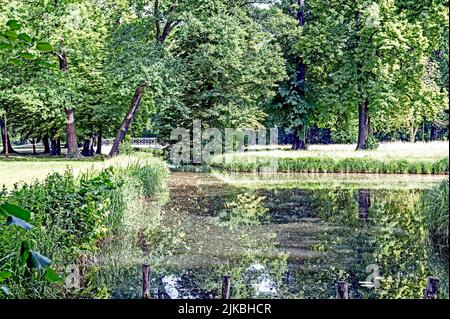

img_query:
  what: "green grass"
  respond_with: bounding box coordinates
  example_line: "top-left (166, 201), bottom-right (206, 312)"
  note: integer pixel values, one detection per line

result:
top-left (423, 180), bottom-right (449, 260)
top-left (422, 179), bottom-right (449, 298)
top-left (211, 142), bottom-right (449, 175)
top-left (0, 153), bottom-right (161, 189)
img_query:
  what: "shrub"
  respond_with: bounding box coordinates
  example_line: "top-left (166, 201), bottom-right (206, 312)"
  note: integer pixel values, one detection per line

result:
top-left (365, 136), bottom-right (380, 150)
top-left (0, 155), bottom-right (168, 298)
top-left (119, 136), bottom-right (135, 155)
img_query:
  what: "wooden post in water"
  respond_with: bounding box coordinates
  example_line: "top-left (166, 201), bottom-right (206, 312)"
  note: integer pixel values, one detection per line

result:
top-left (221, 275), bottom-right (231, 299)
top-left (424, 277), bottom-right (439, 299)
top-left (142, 263), bottom-right (151, 299)
top-left (336, 281), bottom-right (349, 299)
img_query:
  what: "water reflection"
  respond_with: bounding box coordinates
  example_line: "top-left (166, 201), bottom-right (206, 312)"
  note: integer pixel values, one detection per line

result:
top-left (104, 173), bottom-right (448, 299)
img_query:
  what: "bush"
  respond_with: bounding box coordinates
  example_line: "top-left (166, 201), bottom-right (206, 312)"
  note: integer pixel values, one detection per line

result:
top-left (365, 135), bottom-right (379, 150)
top-left (119, 136), bottom-right (135, 155)
top-left (0, 155), bottom-right (168, 298)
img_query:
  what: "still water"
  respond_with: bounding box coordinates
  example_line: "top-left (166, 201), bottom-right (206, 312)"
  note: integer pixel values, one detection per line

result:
top-left (107, 172), bottom-right (449, 299)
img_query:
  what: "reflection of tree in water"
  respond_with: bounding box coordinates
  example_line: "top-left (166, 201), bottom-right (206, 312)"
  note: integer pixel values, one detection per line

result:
top-left (218, 191), bottom-right (270, 227)
top-left (358, 189), bottom-right (371, 223)
top-left (153, 233), bottom-right (289, 299)
top-left (124, 174), bottom-right (444, 299)
top-left (291, 188), bottom-right (434, 299)
top-left (258, 188), bottom-right (317, 223)
top-left (370, 191), bottom-right (431, 298)
top-left (280, 189), bottom-right (376, 298)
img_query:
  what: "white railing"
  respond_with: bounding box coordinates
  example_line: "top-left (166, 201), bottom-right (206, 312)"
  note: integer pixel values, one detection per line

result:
top-left (103, 138), bottom-right (159, 148)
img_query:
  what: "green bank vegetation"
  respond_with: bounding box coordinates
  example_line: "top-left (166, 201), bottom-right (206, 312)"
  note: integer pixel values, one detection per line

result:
top-left (0, 154), bottom-right (168, 298)
top-left (212, 155), bottom-right (448, 174)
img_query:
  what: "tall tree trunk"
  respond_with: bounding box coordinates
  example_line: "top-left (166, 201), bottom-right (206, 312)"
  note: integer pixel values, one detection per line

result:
top-left (58, 41), bottom-right (82, 159)
top-left (358, 189), bottom-right (371, 223)
top-left (356, 101), bottom-right (370, 150)
top-left (294, 0), bottom-right (307, 150)
top-left (292, 133), bottom-right (306, 150)
top-left (0, 118), bottom-right (17, 155)
top-left (66, 109), bottom-right (83, 159)
top-left (430, 124), bottom-right (438, 141)
top-left (409, 126), bottom-right (416, 143)
top-left (50, 139), bottom-right (61, 156)
top-left (81, 137), bottom-right (94, 157)
top-left (96, 127), bottom-right (103, 155)
top-left (32, 138), bottom-right (37, 155)
top-left (109, 81), bottom-right (147, 157)
top-left (42, 135), bottom-right (51, 154)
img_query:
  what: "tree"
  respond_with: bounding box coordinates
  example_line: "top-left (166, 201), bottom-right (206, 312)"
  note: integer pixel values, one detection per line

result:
top-left (1, 0), bottom-right (110, 159)
top-left (262, 0), bottom-right (313, 150)
top-left (295, 0), bottom-right (447, 149)
top-left (170, 11), bottom-right (285, 131)
top-left (0, 16), bottom-right (55, 158)
top-left (108, 0), bottom-right (187, 157)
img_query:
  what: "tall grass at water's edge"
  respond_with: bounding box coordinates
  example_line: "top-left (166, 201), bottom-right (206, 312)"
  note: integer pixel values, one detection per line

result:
top-left (424, 180), bottom-right (449, 261)
top-left (423, 179), bottom-right (449, 298)
top-left (211, 156), bottom-right (449, 174)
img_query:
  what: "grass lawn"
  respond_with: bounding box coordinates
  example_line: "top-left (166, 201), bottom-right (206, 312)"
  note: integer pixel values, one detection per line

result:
top-left (0, 151), bottom-right (157, 189)
top-left (0, 156), bottom-right (105, 189)
top-left (242, 141), bottom-right (449, 161)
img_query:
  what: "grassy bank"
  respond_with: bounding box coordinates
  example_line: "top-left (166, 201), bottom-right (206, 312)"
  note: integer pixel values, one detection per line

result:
top-left (211, 142), bottom-right (449, 174)
top-left (424, 180), bottom-right (449, 261)
top-left (423, 180), bottom-right (449, 298)
top-left (0, 154), bottom-right (168, 298)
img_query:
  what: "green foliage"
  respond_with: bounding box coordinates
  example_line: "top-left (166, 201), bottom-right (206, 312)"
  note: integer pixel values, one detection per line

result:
top-left (219, 192), bottom-right (270, 227)
top-left (0, 154), bottom-right (168, 298)
top-left (423, 180), bottom-right (449, 262)
top-left (214, 156), bottom-right (449, 174)
top-left (0, 200), bottom-right (61, 296)
top-left (365, 136), bottom-right (380, 150)
top-left (118, 136), bottom-right (135, 156)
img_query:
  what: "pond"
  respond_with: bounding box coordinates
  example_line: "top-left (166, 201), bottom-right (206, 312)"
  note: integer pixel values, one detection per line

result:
top-left (101, 172), bottom-right (449, 299)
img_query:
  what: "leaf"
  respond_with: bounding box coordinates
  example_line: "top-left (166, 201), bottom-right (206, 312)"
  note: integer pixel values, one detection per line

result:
top-left (36, 42), bottom-right (53, 52)
top-left (35, 60), bottom-right (57, 68)
top-left (4, 30), bottom-right (18, 40)
top-left (20, 240), bottom-right (30, 265)
top-left (5, 215), bottom-right (34, 230)
top-left (10, 58), bottom-right (22, 65)
top-left (17, 33), bottom-right (32, 43)
top-left (18, 52), bottom-right (35, 60)
top-left (0, 203), bottom-right (31, 221)
top-left (0, 271), bottom-right (12, 281)
top-left (6, 20), bottom-right (21, 31)
top-left (27, 251), bottom-right (52, 270)
top-left (0, 42), bottom-right (13, 50)
top-left (45, 267), bottom-right (63, 283)
top-left (1, 285), bottom-right (10, 295)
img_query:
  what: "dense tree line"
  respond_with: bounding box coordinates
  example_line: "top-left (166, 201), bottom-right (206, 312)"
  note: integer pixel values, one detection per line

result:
top-left (0, 0), bottom-right (448, 158)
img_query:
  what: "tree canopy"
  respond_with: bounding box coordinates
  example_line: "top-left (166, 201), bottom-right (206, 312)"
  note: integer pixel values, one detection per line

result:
top-left (0, 0), bottom-right (448, 157)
